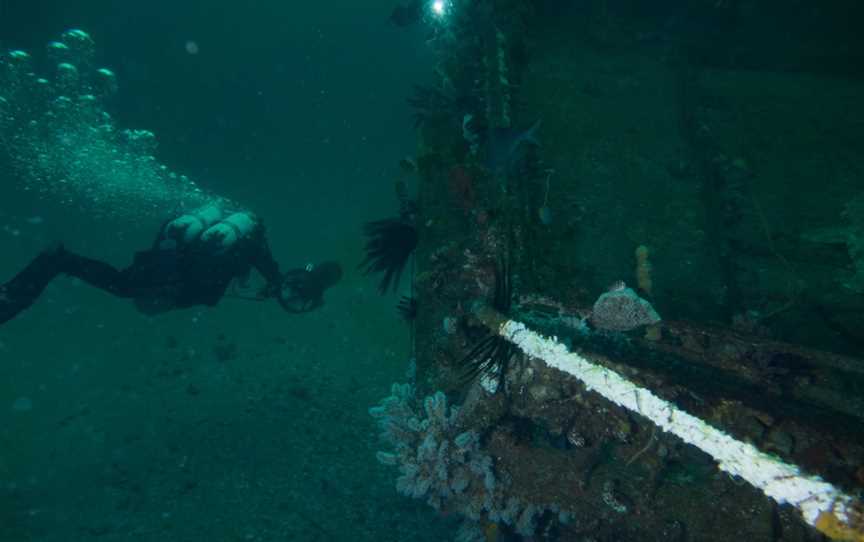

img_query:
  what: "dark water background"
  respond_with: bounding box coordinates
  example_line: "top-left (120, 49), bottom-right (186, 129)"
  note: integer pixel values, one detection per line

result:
top-left (0, 1), bottom-right (453, 540)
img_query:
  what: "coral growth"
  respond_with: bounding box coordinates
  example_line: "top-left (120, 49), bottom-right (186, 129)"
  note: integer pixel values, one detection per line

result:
top-left (370, 383), bottom-right (567, 537)
top-left (370, 384), bottom-right (496, 511)
top-left (589, 284), bottom-right (661, 332)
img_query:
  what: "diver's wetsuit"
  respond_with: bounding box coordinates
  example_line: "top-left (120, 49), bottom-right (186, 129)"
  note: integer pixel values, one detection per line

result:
top-left (0, 220), bottom-right (282, 324)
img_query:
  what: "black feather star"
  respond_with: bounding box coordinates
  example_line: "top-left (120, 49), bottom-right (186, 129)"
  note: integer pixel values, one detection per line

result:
top-left (358, 217), bottom-right (417, 294)
top-left (459, 259), bottom-right (518, 387)
top-left (397, 295), bottom-right (417, 321)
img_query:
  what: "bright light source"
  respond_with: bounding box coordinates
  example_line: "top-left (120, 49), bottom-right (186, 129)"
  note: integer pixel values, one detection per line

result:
top-left (431, 0), bottom-right (446, 17)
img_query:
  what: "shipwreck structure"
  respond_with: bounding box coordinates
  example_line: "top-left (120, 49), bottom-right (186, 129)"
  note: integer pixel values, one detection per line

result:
top-left (369, 1), bottom-right (864, 540)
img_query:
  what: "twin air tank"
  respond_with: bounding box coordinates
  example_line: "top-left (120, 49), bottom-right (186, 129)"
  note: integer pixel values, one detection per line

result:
top-left (164, 205), bottom-right (256, 252)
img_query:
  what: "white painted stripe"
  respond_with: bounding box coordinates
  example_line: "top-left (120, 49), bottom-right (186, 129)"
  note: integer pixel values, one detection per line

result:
top-left (498, 319), bottom-right (862, 539)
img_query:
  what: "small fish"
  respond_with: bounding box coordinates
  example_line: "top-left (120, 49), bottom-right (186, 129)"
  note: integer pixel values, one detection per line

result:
top-left (485, 119), bottom-right (542, 174)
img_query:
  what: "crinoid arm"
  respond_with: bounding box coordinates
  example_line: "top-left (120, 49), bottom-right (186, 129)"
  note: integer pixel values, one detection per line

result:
top-left (359, 217), bottom-right (417, 294)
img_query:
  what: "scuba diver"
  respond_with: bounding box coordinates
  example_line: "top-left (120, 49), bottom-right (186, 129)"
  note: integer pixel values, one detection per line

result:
top-left (0, 204), bottom-right (343, 325)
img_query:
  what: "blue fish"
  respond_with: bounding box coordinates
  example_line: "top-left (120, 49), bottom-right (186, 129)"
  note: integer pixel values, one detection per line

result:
top-left (485, 119), bottom-right (541, 174)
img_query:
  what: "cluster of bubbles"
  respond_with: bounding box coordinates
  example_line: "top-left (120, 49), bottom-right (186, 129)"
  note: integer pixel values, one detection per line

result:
top-left (0, 29), bottom-right (224, 220)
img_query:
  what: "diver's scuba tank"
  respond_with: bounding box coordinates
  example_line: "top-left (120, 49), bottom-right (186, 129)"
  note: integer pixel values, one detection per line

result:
top-left (164, 204), bottom-right (224, 243)
top-left (200, 212), bottom-right (257, 252)
top-left (162, 205), bottom-right (257, 253)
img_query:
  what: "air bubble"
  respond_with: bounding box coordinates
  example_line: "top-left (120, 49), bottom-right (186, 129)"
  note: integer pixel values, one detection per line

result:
top-left (94, 68), bottom-right (118, 96)
top-left (62, 29), bottom-right (92, 41)
top-left (8, 50), bottom-right (31, 62)
top-left (52, 95), bottom-right (74, 109)
top-left (46, 41), bottom-right (71, 63)
top-left (3, 50), bottom-right (33, 83)
top-left (59, 29), bottom-right (95, 67)
top-left (55, 62), bottom-right (79, 92)
top-left (0, 31), bottom-right (224, 219)
top-left (31, 78), bottom-right (53, 107)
